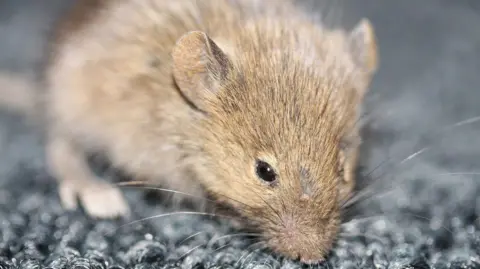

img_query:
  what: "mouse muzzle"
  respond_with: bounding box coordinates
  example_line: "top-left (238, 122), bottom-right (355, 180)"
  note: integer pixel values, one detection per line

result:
top-left (262, 203), bottom-right (340, 264)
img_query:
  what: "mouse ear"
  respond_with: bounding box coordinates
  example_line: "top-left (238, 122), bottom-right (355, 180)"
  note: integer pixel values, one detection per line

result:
top-left (347, 19), bottom-right (379, 79)
top-left (172, 31), bottom-right (232, 111)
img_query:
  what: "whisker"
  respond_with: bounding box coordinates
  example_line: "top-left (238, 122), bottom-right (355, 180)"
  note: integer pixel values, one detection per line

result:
top-left (116, 181), bottom-right (218, 203)
top-left (346, 168), bottom-right (480, 214)
top-left (341, 214), bottom-right (387, 227)
top-left (114, 211), bottom-right (239, 232)
top-left (341, 186), bottom-right (379, 209)
top-left (208, 191), bottom-right (260, 212)
top-left (177, 243), bottom-right (204, 261)
top-left (208, 232), bottom-right (262, 245)
top-left (399, 147), bottom-right (429, 165)
top-left (343, 156), bottom-right (400, 210)
top-left (362, 157), bottom-right (391, 178)
top-left (405, 212), bottom-right (454, 235)
top-left (343, 211), bottom-right (454, 236)
top-left (433, 172), bottom-right (480, 177)
top-left (339, 158), bottom-right (393, 208)
top-left (117, 180), bottom-right (258, 217)
top-left (210, 242), bottom-right (233, 253)
top-left (180, 232), bottom-right (263, 258)
top-left (446, 115), bottom-right (480, 129)
top-left (239, 243), bottom-right (269, 268)
top-left (177, 231), bottom-right (205, 246)
top-left (351, 113), bottom-right (480, 207)
top-left (234, 241), bottom-right (266, 268)
top-left (251, 191), bottom-right (283, 224)
top-left (206, 233), bottom-right (262, 257)
top-left (343, 149), bottom-right (422, 210)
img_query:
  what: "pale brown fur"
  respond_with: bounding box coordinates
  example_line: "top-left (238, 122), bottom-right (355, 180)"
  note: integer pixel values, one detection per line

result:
top-left (2, 0), bottom-right (378, 263)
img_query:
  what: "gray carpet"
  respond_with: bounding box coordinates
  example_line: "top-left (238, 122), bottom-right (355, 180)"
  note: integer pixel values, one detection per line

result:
top-left (0, 0), bottom-right (479, 268)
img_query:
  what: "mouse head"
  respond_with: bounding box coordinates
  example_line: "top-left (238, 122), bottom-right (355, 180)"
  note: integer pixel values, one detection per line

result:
top-left (172, 19), bottom-right (378, 263)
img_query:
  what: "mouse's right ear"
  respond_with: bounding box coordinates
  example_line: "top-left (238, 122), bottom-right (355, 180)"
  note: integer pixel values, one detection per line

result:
top-left (347, 19), bottom-right (379, 79)
top-left (172, 31), bottom-right (233, 112)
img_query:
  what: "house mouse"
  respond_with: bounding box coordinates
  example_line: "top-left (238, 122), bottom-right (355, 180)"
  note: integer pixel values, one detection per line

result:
top-left (0, 0), bottom-right (378, 263)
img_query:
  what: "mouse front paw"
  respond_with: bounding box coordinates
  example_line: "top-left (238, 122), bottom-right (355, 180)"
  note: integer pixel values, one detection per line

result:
top-left (80, 180), bottom-right (131, 218)
top-left (58, 180), bottom-right (131, 219)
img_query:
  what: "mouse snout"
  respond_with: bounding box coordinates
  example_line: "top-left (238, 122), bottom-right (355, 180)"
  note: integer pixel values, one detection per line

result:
top-left (268, 214), bottom-right (338, 264)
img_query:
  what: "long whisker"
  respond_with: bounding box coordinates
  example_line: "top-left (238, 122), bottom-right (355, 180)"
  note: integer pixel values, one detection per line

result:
top-left (342, 188), bottom-right (400, 216)
top-left (353, 114), bottom-right (480, 205)
top-left (342, 165), bottom-right (396, 210)
top-left (206, 233), bottom-right (262, 256)
top-left (377, 114), bottom-right (480, 172)
top-left (117, 180), bottom-right (258, 216)
top-left (251, 191), bottom-right (283, 224)
top-left (180, 233), bottom-right (262, 259)
top-left (208, 232), bottom-right (262, 244)
top-left (433, 172), bottom-right (480, 177)
top-left (341, 187), bottom-right (378, 209)
top-left (208, 191), bottom-right (259, 211)
top-left (177, 231), bottom-right (206, 246)
top-left (238, 242), bottom-right (268, 268)
top-left (345, 167), bottom-right (480, 214)
top-left (405, 212), bottom-right (454, 234)
top-left (177, 243), bottom-right (205, 260)
top-left (446, 115), bottom-right (480, 129)
top-left (116, 181), bottom-right (218, 203)
top-left (399, 147), bottom-right (429, 165)
top-left (342, 211), bottom-right (454, 236)
top-left (342, 156), bottom-right (400, 210)
top-left (114, 211), bottom-right (239, 232)
top-left (234, 241), bottom-right (265, 267)
top-left (342, 149), bottom-right (424, 211)
top-left (210, 242), bottom-right (233, 253)
top-left (362, 157), bottom-right (391, 178)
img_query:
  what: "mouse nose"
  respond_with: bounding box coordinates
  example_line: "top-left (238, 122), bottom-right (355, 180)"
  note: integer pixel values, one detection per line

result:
top-left (274, 214), bottom-right (335, 264)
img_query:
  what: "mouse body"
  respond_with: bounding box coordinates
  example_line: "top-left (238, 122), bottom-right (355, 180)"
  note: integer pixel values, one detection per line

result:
top-left (31, 0), bottom-right (378, 263)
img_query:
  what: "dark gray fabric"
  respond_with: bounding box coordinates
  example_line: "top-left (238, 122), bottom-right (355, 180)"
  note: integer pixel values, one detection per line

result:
top-left (0, 0), bottom-right (479, 268)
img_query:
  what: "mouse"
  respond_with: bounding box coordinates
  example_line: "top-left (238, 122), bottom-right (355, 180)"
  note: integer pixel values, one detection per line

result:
top-left (0, 0), bottom-right (378, 264)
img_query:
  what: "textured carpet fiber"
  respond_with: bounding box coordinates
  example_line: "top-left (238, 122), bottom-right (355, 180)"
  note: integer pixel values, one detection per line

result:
top-left (0, 0), bottom-right (480, 268)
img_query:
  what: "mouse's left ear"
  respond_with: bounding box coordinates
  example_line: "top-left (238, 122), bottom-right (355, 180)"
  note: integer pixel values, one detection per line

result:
top-left (172, 31), bottom-right (233, 112)
top-left (347, 19), bottom-right (379, 81)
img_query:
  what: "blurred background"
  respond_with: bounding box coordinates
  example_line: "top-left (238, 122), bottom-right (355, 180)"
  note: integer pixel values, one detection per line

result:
top-left (0, 0), bottom-right (478, 267)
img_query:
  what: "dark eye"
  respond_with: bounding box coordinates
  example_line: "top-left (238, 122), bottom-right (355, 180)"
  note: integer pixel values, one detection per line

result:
top-left (255, 160), bottom-right (277, 183)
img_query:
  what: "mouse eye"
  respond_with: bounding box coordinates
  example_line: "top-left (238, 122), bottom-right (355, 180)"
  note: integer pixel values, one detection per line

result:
top-left (255, 160), bottom-right (277, 183)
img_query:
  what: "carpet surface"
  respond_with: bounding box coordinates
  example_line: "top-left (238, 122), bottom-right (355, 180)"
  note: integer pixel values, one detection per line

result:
top-left (0, 0), bottom-right (479, 268)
